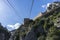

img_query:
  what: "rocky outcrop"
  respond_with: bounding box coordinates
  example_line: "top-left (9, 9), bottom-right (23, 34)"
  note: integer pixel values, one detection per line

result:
top-left (47, 1), bottom-right (60, 12)
top-left (1, 1), bottom-right (60, 40)
top-left (24, 25), bottom-right (45, 40)
top-left (0, 23), bottom-right (11, 40)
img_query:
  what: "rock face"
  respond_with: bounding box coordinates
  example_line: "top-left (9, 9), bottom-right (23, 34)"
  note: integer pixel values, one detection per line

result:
top-left (1, 1), bottom-right (60, 40)
top-left (9, 30), bottom-right (16, 40)
top-left (24, 25), bottom-right (44, 40)
top-left (12, 1), bottom-right (60, 40)
top-left (34, 13), bottom-right (43, 20)
top-left (47, 2), bottom-right (60, 12)
top-left (0, 33), bottom-right (5, 40)
top-left (0, 23), bottom-right (11, 40)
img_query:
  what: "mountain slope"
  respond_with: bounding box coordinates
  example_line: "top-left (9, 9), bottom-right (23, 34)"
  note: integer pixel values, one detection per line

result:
top-left (0, 23), bottom-right (11, 40)
top-left (11, 1), bottom-right (60, 40)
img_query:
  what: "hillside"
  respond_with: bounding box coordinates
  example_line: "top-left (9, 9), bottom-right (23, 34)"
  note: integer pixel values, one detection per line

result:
top-left (0, 1), bottom-right (60, 40)
top-left (9, 1), bottom-right (60, 40)
top-left (0, 23), bottom-right (11, 40)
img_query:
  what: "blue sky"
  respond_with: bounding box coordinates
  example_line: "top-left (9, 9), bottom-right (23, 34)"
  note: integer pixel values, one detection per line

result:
top-left (0, 0), bottom-right (60, 31)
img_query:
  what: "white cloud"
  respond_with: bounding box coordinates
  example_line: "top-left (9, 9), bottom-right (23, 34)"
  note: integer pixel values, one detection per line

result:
top-left (47, 3), bottom-right (51, 7)
top-left (14, 23), bottom-right (20, 29)
top-left (42, 3), bottom-right (51, 9)
top-left (42, 5), bottom-right (46, 8)
top-left (7, 23), bottom-right (21, 31)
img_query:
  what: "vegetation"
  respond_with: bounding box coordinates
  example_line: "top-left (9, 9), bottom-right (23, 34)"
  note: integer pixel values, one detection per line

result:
top-left (0, 23), bottom-right (11, 40)
top-left (1, 2), bottom-right (60, 40)
top-left (13, 7), bottom-right (60, 40)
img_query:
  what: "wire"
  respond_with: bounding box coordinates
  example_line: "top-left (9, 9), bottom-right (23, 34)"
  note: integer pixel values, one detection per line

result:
top-left (3, 0), bottom-right (10, 8)
top-left (4, 0), bottom-right (35, 23)
top-left (6, 0), bottom-right (23, 22)
top-left (29, 0), bottom-right (34, 18)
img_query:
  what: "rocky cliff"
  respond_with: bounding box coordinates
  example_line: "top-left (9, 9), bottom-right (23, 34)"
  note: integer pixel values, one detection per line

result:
top-left (0, 23), bottom-right (11, 40)
top-left (10, 1), bottom-right (60, 40)
top-left (1, 1), bottom-right (60, 40)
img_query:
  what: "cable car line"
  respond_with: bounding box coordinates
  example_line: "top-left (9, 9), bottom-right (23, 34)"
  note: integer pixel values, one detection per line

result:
top-left (29, 0), bottom-right (34, 18)
top-left (6, 0), bottom-right (23, 22)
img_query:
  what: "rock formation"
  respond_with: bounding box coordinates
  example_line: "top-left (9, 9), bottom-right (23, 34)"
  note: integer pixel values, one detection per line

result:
top-left (0, 23), bottom-right (11, 40)
top-left (1, 1), bottom-right (60, 40)
top-left (12, 1), bottom-right (60, 40)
